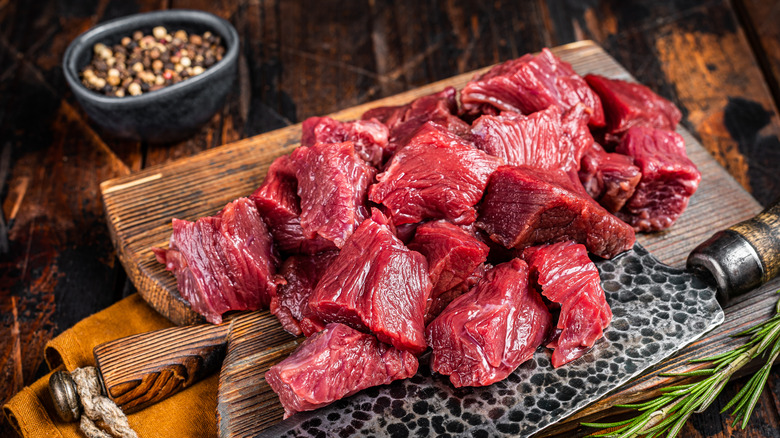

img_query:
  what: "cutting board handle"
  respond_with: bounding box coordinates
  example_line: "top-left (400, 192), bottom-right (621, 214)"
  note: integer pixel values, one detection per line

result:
top-left (688, 199), bottom-right (780, 303)
top-left (49, 318), bottom-right (232, 421)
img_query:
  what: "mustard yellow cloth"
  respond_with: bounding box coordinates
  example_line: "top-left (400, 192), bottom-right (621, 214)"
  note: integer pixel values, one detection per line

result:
top-left (3, 294), bottom-right (218, 437)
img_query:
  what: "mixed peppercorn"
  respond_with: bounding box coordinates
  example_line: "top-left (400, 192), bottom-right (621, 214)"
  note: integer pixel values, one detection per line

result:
top-left (80, 26), bottom-right (225, 97)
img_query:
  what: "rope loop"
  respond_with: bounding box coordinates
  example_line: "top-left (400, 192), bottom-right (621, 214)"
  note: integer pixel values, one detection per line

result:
top-left (71, 367), bottom-right (138, 438)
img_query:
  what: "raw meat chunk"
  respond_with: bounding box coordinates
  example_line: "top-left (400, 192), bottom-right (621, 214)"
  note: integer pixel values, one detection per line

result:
top-left (470, 105), bottom-right (590, 174)
top-left (616, 127), bottom-right (701, 231)
top-left (301, 116), bottom-right (389, 166)
top-left (426, 259), bottom-right (551, 387)
top-left (362, 87), bottom-right (469, 156)
top-left (523, 241), bottom-right (612, 367)
top-left (407, 221), bottom-right (490, 322)
top-left (461, 48), bottom-right (605, 127)
top-left (271, 250), bottom-right (339, 337)
top-left (579, 142), bottom-right (642, 213)
top-left (477, 165), bottom-right (635, 259)
top-left (585, 74), bottom-right (681, 143)
top-left (266, 323), bottom-right (418, 418)
top-left (369, 122), bottom-right (503, 225)
top-left (290, 141), bottom-right (376, 248)
top-left (561, 103), bottom-right (595, 162)
top-left (153, 198), bottom-right (278, 324)
top-left (393, 222), bottom-right (420, 245)
top-left (250, 155), bottom-right (335, 255)
top-left (309, 211), bottom-right (431, 354)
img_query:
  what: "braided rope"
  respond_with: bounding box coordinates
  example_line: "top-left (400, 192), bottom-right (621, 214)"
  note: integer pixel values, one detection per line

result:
top-left (71, 367), bottom-right (138, 438)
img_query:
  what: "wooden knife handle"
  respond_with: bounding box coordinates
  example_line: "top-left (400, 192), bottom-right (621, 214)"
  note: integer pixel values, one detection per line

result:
top-left (729, 200), bottom-right (780, 282)
top-left (49, 319), bottom-right (232, 421)
top-left (688, 199), bottom-right (780, 303)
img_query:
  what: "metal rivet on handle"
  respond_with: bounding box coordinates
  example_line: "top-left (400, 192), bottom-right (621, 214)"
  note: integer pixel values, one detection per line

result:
top-left (49, 370), bottom-right (82, 422)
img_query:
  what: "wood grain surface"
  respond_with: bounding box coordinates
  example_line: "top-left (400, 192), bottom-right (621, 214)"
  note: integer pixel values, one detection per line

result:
top-left (101, 41), bottom-right (771, 436)
top-left (94, 317), bottom-right (233, 413)
top-left (3, 1), bottom-right (780, 437)
top-left (730, 202), bottom-right (780, 284)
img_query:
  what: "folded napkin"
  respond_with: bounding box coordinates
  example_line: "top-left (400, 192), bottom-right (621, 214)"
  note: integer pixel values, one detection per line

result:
top-left (3, 294), bottom-right (219, 438)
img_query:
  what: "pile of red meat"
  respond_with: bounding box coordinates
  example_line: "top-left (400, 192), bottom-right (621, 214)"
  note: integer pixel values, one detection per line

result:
top-left (153, 48), bottom-right (700, 418)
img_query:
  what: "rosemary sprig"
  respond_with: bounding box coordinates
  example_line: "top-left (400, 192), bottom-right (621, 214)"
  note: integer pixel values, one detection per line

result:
top-left (583, 295), bottom-right (780, 438)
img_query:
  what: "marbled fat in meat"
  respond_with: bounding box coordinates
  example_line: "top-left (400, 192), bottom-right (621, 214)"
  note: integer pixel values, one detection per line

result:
top-left (426, 259), bottom-right (551, 387)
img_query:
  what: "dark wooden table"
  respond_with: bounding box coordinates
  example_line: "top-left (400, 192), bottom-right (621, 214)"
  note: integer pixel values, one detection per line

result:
top-left (1, 1), bottom-right (779, 437)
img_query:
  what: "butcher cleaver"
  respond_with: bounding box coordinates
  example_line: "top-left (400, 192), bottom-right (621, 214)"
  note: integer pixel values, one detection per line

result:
top-left (50, 202), bottom-right (780, 437)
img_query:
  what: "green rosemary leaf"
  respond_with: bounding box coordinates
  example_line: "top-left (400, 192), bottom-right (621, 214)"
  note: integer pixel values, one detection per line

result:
top-left (660, 370), bottom-right (714, 378)
top-left (582, 294), bottom-right (780, 438)
top-left (580, 418), bottom-right (636, 428)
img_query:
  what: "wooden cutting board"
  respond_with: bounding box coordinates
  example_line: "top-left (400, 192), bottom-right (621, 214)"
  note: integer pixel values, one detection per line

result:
top-left (100, 40), bottom-right (779, 435)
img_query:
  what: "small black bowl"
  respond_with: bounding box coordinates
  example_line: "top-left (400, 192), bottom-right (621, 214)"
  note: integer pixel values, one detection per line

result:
top-left (63, 10), bottom-right (238, 143)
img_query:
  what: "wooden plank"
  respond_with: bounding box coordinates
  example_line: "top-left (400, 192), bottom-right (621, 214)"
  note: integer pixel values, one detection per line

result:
top-left (101, 42), bottom-right (774, 435)
top-left (543, 0), bottom-right (780, 208)
top-left (736, 0), bottom-right (780, 108)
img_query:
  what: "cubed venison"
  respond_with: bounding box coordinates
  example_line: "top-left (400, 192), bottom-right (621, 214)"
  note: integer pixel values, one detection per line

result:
top-left (290, 141), bottom-right (376, 248)
top-left (547, 293), bottom-right (608, 366)
top-left (561, 103), bottom-right (595, 162)
top-left (461, 48), bottom-right (605, 127)
top-left (301, 116), bottom-right (390, 167)
top-left (153, 198), bottom-right (278, 324)
top-left (271, 250), bottom-right (339, 337)
top-left (393, 222), bottom-right (420, 245)
top-left (362, 87), bottom-right (469, 156)
top-left (426, 259), bottom-right (551, 387)
top-left (523, 241), bottom-right (611, 367)
top-left (470, 105), bottom-right (590, 174)
top-left (309, 211), bottom-right (431, 354)
top-left (407, 221), bottom-right (490, 322)
top-left (477, 165), bottom-right (635, 259)
top-left (369, 122), bottom-right (504, 226)
top-left (616, 127), bottom-right (701, 231)
top-left (579, 142), bottom-right (642, 213)
top-left (217, 199), bottom-right (279, 306)
top-left (266, 323), bottom-right (418, 418)
top-left (250, 155), bottom-right (335, 255)
top-left (585, 74), bottom-right (682, 143)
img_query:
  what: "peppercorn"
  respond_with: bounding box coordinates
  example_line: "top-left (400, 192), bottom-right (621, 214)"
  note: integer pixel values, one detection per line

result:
top-left (127, 82), bottom-right (142, 96)
top-left (152, 26), bottom-right (167, 40)
top-left (79, 26), bottom-right (224, 97)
